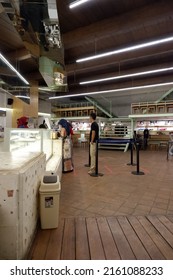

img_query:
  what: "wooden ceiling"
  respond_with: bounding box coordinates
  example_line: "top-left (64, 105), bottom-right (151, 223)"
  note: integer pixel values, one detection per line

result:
top-left (56, 0), bottom-right (173, 98)
top-left (0, 0), bottom-right (173, 111)
top-left (0, 12), bottom-right (23, 53)
top-left (57, 0), bottom-right (157, 33)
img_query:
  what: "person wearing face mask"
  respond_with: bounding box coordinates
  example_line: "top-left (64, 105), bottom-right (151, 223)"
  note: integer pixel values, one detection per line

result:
top-left (58, 119), bottom-right (74, 173)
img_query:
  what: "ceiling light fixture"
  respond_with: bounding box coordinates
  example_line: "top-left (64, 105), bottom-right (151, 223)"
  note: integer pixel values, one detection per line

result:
top-left (0, 53), bottom-right (29, 85)
top-left (38, 87), bottom-right (56, 92)
top-left (69, 0), bottom-right (92, 9)
top-left (76, 36), bottom-right (173, 63)
top-left (38, 112), bottom-right (51, 117)
top-left (15, 95), bottom-right (30, 99)
top-left (80, 67), bottom-right (173, 85)
top-left (49, 82), bottom-right (173, 100)
top-left (0, 107), bottom-right (13, 111)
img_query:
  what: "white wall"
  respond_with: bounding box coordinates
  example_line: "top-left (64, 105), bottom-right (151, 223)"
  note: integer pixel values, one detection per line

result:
top-left (6, 110), bottom-right (12, 127)
top-left (38, 99), bottom-right (52, 114)
top-left (0, 90), bottom-right (13, 127)
top-left (0, 111), bottom-right (12, 128)
top-left (0, 91), bottom-right (6, 107)
top-left (95, 89), bottom-right (167, 117)
top-left (113, 105), bottom-right (131, 117)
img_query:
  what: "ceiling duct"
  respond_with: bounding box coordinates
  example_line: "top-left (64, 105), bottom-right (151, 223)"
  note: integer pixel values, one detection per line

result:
top-left (39, 0), bottom-right (67, 90)
top-left (1, 0), bottom-right (67, 92)
top-left (39, 56), bottom-right (67, 91)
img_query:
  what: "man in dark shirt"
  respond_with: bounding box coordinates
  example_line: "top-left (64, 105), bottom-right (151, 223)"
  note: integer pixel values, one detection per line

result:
top-left (88, 112), bottom-right (99, 175)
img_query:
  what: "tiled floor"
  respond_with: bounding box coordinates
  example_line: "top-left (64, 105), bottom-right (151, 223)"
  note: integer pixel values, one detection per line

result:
top-left (60, 147), bottom-right (173, 217)
top-left (28, 147), bottom-right (173, 260)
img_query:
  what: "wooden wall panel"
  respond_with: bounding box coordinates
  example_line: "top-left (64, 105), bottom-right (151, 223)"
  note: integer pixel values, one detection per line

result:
top-left (12, 82), bottom-right (38, 128)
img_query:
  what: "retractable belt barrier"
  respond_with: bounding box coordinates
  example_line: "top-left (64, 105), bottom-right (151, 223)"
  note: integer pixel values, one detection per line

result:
top-left (131, 142), bottom-right (145, 176)
top-left (86, 139), bottom-right (144, 177)
top-left (127, 140), bottom-right (137, 166)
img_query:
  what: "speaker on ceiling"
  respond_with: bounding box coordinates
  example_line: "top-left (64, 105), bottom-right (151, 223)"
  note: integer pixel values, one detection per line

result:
top-left (7, 98), bottom-right (14, 105)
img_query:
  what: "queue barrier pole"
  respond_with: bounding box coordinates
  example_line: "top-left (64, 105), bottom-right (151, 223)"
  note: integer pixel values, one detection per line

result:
top-left (90, 140), bottom-right (104, 177)
top-left (132, 142), bottom-right (145, 176)
top-left (127, 140), bottom-right (137, 166)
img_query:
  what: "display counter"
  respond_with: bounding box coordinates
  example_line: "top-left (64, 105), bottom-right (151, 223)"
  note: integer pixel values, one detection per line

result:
top-left (4, 128), bottom-right (53, 161)
top-left (149, 135), bottom-right (169, 141)
top-left (148, 134), bottom-right (169, 150)
top-left (0, 152), bottom-right (46, 259)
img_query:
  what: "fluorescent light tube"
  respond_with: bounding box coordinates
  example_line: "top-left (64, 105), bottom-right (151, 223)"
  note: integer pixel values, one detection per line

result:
top-left (38, 112), bottom-right (51, 116)
top-left (70, 0), bottom-right (92, 9)
top-left (0, 53), bottom-right (29, 85)
top-left (76, 36), bottom-right (173, 63)
top-left (49, 82), bottom-right (173, 100)
top-left (80, 67), bottom-right (173, 85)
top-left (0, 107), bottom-right (13, 111)
top-left (15, 95), bottom-right (30, 99)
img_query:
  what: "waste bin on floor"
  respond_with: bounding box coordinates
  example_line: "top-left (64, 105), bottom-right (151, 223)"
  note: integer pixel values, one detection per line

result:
top-left (39, 174), bottom-right (61, 229)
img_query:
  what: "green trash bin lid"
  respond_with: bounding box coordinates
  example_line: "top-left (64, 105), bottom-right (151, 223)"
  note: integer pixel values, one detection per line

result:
top-left (43, 175), bottom-right (57, 184)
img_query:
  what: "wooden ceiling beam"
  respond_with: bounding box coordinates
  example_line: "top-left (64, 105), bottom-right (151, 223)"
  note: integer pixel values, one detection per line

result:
top-left (25, 71), bottom-right (43, 81)
top-left (0, 67), bottom-right (16, 76)
top-left (63, 1), bottom-right (173, 50)
top-left (6, 48), bottom-right (33, 62)
top-left (0, 3), bottom-right (4, 14)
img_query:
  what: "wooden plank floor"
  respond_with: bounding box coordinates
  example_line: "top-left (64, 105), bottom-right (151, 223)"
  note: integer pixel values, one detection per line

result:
top-left (28, 215), bottom-right (173, 260)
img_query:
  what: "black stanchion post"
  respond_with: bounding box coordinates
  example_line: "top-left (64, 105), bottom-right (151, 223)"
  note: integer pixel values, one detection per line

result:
top-left (132, 143), bottom-right (145, 176)
top-left (127, 141), bottom-right (136, 166)
top-left (95, 140), bottom-right (98, 175)
top-left (84, 142), bottom-right (91, 167)
top-left (90, 140), bottom-right (103, 177)
top-left (167, 141), bottom-right (170, 161)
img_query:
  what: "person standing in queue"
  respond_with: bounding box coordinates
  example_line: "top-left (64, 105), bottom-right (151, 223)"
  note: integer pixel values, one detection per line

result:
top-left (143, 126), bottom-right (149, 150)
top-left (58, 119), bottom-right (74, 173)
top-left (88, 112), bottom-right (99, 175)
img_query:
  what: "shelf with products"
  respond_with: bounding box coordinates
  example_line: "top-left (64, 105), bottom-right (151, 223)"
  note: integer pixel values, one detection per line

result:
top-left (131, 101), bottom-right (173, 115)
top-left (135, 120), bottom-right (173, 136)
top-left (71, 121), bottom-right (92, 146)
top-left (51, 116), bottom-right (107, 131)
top-left (52, 104), bottom-right (97, 118)
top-left (129, 114), bottom-right (173, 149)
top-left (51, 116), bottom-right (109, 146)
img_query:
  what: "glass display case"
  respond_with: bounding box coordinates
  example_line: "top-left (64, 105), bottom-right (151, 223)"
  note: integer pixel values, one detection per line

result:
top-left (4, 128), bottom-right (53, 161)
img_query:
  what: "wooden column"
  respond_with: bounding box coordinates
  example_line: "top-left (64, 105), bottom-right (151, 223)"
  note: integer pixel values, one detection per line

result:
top-left (12, 81), bottom-right (39, 128)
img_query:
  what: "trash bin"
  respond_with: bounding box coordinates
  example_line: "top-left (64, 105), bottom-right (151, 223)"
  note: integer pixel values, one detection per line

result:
top-left (39, 174), bottom-right (61, 229)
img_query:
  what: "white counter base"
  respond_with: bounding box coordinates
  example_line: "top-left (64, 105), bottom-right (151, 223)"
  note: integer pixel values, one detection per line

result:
top-left (0, 152), bottom-right (46, 260)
